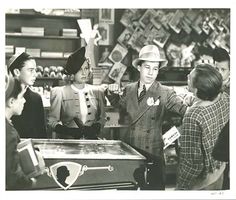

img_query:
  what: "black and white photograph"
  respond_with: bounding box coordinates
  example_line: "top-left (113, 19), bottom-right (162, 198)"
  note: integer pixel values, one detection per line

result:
top-left (99, 9), bottom-right (115, 24)
top-left (120, 9), bottom-right (143, 30)
top-left (150, 10), bottom-right (166, 30)
top-left (108, 43), bottom-right (128, 63)
top-left (2, 1), bottom-right (236, 200)
top-left (127, 26), bottom-right (146, 52)
top-left (138, 9), bottom-right (157, 28)
top-left (98, 23), bottom-right (112, 45)
top-left (108, 62), bottom-right (127, 82)
top-left (117, 27), bottom-right (134, 48)
top-left (168, 10), bottom-right (185, 34)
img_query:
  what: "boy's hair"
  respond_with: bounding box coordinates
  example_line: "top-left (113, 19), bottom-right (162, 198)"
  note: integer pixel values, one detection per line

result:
top-left (192, 64), bottom-right (223, 101)
top-left (8, 52), bottom-right (33, 76)
top-left (212, 48), bottom-right (230, 63)
top-left (5, 76), bottom-right (23, 102)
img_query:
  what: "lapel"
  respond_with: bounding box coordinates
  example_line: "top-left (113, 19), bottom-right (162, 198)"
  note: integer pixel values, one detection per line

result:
top-left (129, 82), bottom-right (139, 110)
top-left (131, 81), bottom-right (160, 125)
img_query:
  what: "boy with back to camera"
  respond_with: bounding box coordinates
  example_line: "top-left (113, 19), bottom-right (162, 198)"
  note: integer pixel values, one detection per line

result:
top-left (176, 64), bottom-right (229, 190)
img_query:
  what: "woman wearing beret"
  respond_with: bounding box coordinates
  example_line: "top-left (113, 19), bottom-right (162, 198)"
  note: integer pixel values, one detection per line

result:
top-left (48, 47), bottom-right (106, 139)
top-left (5, 76), bottom-right (36, 190)
top-left (8, 52), bottom-right (46, 139)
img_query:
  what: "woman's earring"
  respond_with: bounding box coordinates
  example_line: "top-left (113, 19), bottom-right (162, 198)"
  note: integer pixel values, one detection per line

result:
top-left (70, 75), bottom-right (74, 82)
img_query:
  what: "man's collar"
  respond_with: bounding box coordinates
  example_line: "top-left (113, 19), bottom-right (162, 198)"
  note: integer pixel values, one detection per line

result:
top-left (138, 80), bottom-right (153, 91)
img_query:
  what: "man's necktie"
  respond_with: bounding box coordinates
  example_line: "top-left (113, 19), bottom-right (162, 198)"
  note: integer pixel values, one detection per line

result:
top-left (138, 84), bottom-right (146, 103)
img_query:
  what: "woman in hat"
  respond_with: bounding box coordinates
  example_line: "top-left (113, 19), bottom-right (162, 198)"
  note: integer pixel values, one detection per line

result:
top-left (5, 76), bottom-right (36, 190)
top-left (106, 45), bottom-right (187, 190)
top-left (48, 47), bottom-right (106, 139)
top-left (8, 52), bottom-right (46, 138)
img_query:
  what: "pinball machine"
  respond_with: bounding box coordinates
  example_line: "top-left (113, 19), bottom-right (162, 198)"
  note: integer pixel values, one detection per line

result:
top-left (20, 139), bottom-right (147, 190)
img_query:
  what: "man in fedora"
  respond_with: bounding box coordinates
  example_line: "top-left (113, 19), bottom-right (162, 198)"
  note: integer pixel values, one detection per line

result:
top-left (105, 45), bottom-right (187, 190)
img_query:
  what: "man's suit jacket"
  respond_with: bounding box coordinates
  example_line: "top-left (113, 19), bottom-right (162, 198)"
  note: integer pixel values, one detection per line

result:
top-left (12, 87), bottom-right (46, 138)
top-left (107, 80), bottom-right (187, 157)
top-left (6, 119), bottom-right (32, 190)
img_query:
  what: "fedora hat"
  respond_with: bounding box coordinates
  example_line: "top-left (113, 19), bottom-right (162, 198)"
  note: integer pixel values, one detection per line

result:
top-left (64, 46), bottom-right (86, 75)
top-left (132, 45), bottom-right (168, 69)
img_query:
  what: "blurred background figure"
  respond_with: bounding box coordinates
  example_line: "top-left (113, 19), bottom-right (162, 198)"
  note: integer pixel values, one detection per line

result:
top-left (212, 47), bottom-right (230, 95)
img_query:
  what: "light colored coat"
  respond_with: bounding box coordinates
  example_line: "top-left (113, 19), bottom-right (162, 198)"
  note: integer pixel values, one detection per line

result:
top-left (107, 80), bottom-right (187, 157)
top-left (48, 84), bottom-right (106, 134)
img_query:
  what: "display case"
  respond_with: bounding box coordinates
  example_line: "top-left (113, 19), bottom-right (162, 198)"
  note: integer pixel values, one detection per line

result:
top-left (28, 139), bottom-right (146, 190)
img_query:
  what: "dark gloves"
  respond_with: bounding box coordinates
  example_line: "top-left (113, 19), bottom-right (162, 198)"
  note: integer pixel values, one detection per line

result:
top-left (55, 124), bottom-right (83, 139)
top-left (83, 123), bottom-right (101, 139)
top-left (55, 123), bottom-right (101, 139)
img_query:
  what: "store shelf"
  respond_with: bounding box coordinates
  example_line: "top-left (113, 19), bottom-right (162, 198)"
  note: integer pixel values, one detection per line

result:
top-left (36, 77), bottom-right (62, 81)
top-left (160, 67), bottom-right (193, 72)
top-left (6, 54), bottom-right (67, 60)
top-left (6, 13), bottom-right (80, 20)
top-left (6, 10), bottom-right (81, 69)
top-left (37, 57), bottom-right (68, 60)
top-left (6, 33), bottom-right (80, 40)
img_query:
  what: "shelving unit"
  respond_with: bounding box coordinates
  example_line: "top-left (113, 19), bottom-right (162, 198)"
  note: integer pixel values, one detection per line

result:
top-left (34, 77), bottom-right (64, 88)
top-left (6, 13), bottom-right (81, 19)
top-left (5, 12), bottom-right (81, 67)
top-left (6, 33), bottom-right (80, 40)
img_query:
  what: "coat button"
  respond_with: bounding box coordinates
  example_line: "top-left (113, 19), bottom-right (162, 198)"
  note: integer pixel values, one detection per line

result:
top-left (87, 105), bottom-right (91, 108)
top-left (85, 92), bottom-right (88, 95)
top-left (86, 98), bottom-right (89, 101)
top-left (88, 112), bottom-right (91, 115)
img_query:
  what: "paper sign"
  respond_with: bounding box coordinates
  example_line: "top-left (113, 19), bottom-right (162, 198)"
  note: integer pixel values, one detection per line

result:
top-left (77, 19), bottom-right (92, 44)
top-left (162, 126), bottom-right (180, 149)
